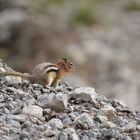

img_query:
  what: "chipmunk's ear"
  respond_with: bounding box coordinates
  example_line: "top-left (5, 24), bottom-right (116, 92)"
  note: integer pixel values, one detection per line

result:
top-left (57, 58), bottom-right (66, 65)
top-left (59, 58), bottom-right (67, 63)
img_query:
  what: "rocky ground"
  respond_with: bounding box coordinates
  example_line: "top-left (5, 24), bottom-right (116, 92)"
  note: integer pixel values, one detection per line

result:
top-left (0, 61), bottom-right (140, 140)
top-left (1, 0), bottom-right (140, 110)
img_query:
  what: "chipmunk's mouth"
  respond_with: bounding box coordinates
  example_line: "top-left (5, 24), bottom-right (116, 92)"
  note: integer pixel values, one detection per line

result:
top-left (70, 67), bottom-right (76, 72)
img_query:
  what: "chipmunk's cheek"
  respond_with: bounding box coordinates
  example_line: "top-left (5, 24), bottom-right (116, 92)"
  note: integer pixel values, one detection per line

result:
top-left (72, 67), bottom-right (76, 72)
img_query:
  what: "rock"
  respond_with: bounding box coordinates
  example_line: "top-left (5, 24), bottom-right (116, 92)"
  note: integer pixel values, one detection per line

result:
top-left (22, 105), bottom-right (43, 118)
top-left (114, 116), bottom-right (128, 127)
top-left (6, 101), bottom-right (17, 110)
top-left (9, 127), bottom-right (20, 134)
top-left (95, 115), bottom-right (108, 123)
top-left (81, 135), bottom-right (89, 140)
top-left (61, 114), bottom-right (72, 125)
top-left (7, 114), bottom-right (28, 123)
top-left (48, 118), bottom-right (63, 129)
top-left (19, 131), bottom-right (29, 139)
top-left (38, 93), bottom-right (68, 112)
top-left (101, 121), bottom-right (117, 128)
top-left (58, 132), bottom-right (68, 140)
top-left (74, 113), bottom-right (94, 129)
top-left (98, 105), bottom-right (116, 120)
top-left (81, 130), bottom-right (98, 140)
top-left (73, 87), bottom-right (97, 104)
top-left (0, 95), bottom-right (4, 103)
top-left (0, 61), bottom-right (140, 140)
top-left (123, 121), bottom-right (137, 133)
top-left (43, 125), bottom-right (56, 137)
top-left (69, 112), bottom-right (79, 121)
top-left (64, 128), bottom-right (79, 140)
top-left (1, 76), bottom-right (22, 85)
top-left (101, 128), bottom-right (120, 139)
top-left (44, 129), bottom-right (56, 137)
top-left (112, 99), bottom-right (127, 108)
top-left (59, 128), bottom-right (79, 140)
top-left (21, 120), bottom-right (32, 128)
top-left (7, 120), bottom-right (21, 128)
top-left (137, 125), bottom-right (140, 131)
top-left (2, 107), bottom-right (10, 114)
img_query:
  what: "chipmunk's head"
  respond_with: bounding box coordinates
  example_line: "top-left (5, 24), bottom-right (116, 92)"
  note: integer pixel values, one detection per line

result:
top-left (57, 58), bottom-right (75, 72)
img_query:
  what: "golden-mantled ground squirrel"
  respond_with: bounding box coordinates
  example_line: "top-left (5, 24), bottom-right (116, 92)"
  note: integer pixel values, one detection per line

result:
top-left (0, 58), bottom-right (75, 87)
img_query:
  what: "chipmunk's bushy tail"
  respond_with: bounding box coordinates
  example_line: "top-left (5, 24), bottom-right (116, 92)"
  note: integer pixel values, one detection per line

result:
top-left (0, 71), bottom-right (30, 79)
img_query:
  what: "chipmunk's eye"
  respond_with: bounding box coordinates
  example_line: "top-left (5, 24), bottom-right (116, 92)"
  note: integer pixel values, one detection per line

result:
top-left (69, 63), bottom-right (75, 71)
top-left (69, 63), bottom-right (74, 67)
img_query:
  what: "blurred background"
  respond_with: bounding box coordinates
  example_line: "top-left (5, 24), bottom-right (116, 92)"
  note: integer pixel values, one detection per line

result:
top-left (0, 0), bottom-right (140, 110)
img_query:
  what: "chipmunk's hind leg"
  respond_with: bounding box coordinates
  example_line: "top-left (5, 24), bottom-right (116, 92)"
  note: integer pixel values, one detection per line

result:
top-left (51, 78), bottom-right (61, 88)
top-left (46, 72), bottom-right (56, 87)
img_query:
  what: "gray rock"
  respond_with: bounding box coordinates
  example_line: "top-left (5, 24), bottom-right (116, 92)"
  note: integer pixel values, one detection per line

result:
top-left (7, 120), bottom-right (21, 128)
top-left (74, 113), bottom-right (94, 129)
top-left (41, 88), bottom-right (50, 93)
top-left (0, 136), bottom-right (15, 140)
top-left (44, 129), bottom-right (56, 137)
top-left (2, 107), bottom-right (10, 114)
top-left (7, 114), bottom-right (28, 123)
top-left (22, 105), bottom-right (43, 118)
top-left (48, 118), bottom-right (63, 129)
top-left (122, 121), bottom-right (137, 133)
top-left (101, 121), bottom-right (117, 128)
top-left (9, 127), bottom-right (20, 134)
top-left (58, 132), bottom-right (68, 140)
top-left (38, 93), bottom-right (68, 112)
top-left (73, 87), bottom-right (97, 104)
top-left (81, 130), bottom-right (98, 140)
top-left (95, 115), bottom-right (108, 123)
top-left (0, 95), bottom-right (4, 103)
top-left (81, 135), bottom-right (89, 140)
top-left (64, 128), bottom-right (79, 140)
top-left (7, 101), bottom-right (17, 110)
top-left (69, 112), bottom-right (79, 121)
top-left (20, 131), bottom-right (29, 139)
top-left (101, 128), bottom-right (120, 139)
top-left (112, 99), bottom-right (127, 108)
top-left (114, 116), bottom-right (128, 127)
top-left (59, 128), bottom-right (79, 140)
top-left (137, 125), bottom-right (140, 131)
top-left (61, 114), bottom-right (72, 125)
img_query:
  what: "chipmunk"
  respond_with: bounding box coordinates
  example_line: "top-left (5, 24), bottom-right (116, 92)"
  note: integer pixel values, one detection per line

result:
top-left (0, 58), bottom-right (75, 88)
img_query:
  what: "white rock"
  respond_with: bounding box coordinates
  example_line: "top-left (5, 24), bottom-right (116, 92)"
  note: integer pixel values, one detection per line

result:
top-left (103, 121), bottom-right (117, 128)
top-left (2, 76), bottom-right (22, 84)
top-left (73, 87), bottom-right (97, 104)
top-left (22, 105), bottom-right (43, 118)
top-left (8, 114), bottom-right (28, 123)
top-left (98, 105), bottom-right (116, 120)
top-left (48, 118), bottom-right (63, 129)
